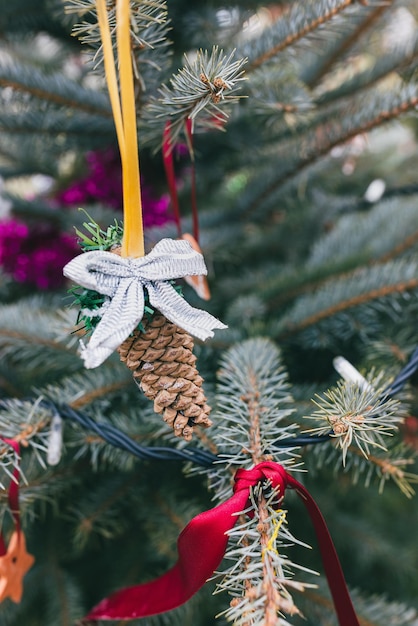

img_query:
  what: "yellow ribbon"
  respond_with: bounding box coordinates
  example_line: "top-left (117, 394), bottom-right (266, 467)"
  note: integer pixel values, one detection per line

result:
top-left (95, 0), bottom-right (144, 258)
top-left (262, 509), bottom-right (287, 560)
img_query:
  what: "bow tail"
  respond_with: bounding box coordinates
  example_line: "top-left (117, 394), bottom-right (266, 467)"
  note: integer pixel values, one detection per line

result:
top-left (147, 281), bottom-right (227, 342)
top-left (85, 491), bottom-right (248, 620)
top-left (287, 474), bottom-right (359, 626)
top-left (81, 280), bottom-right (145, 369)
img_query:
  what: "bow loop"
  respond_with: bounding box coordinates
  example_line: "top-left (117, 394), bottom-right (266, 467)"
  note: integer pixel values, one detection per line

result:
top-left (63, 238), bottom-right (227, 368)
top-left (233, 462), bottom-right (289, 514)
top-left (65, 250), bottom-right (130, 296)
top-left (234, 461), bottom-right (289, 494)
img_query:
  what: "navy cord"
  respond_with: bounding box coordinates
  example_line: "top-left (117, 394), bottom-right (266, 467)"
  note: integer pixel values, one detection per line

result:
top-left (279, 345), bottom-right (418, 451)
top-left (382, 345), bottom-right (418, 397)
top-left (38, 346), bottom-right (418, 468)
top-left (42, 401), bottom-right (217, 467)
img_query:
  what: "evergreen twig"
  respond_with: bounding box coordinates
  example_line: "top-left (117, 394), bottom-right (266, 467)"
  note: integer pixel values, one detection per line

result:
top-left (246, 0), bottom-right (361, 73)
top-left (246, 90), bottom-right (418, 215)
top-left (0, 61), bottom-right (111, 116)
top-left (305, 2), bottom-right (393, 88)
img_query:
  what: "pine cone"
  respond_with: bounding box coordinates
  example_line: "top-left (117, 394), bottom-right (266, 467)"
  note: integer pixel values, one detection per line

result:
top-left (118, 313), bottom-right (212, 441)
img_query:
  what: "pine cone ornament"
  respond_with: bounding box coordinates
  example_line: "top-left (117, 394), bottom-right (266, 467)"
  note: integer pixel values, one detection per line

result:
top-left (64, 238), bottom-right (226, 437)
top-left (118, 313), bottom-right (212, 441)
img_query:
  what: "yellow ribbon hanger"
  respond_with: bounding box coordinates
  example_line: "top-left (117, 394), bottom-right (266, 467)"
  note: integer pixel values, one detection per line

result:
top-left (96, 0), bottom-right (144, 258)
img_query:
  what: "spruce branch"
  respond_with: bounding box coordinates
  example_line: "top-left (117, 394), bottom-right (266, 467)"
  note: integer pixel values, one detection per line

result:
top-left (245, 0), bottom-right (365, 73)
top-left (0, 109), bottom-right (115, 137)
top-left (247, 197), bottom-right (418, 312)
top-left (0, 298), bottom-right (81, 386)
top-left (0, 403), bottom-right (49, 452)
top-left (304, 2), bottom-right (393, 88)
top-left (301, 585), bottom-right (418, 626)
top-left (315, 34), bottom-right (418, 106)
top-left (0, 135), bottom-right (66, 178)
top-left (216, 491), bottom-right (311, 626)
top-left (66, 0), bottom-right (168, 51)
top-left (247, 65), bottom-right (314, 127)
top-left (200, 340), bottom-right (310, 625)
top-left (244, 85), bottom-right (418, 215)
top-left (66, 0), bottom-right (171, 91)
top-left (309, 438), bottom-right (418, 498)
top-left (212, 339), bottom-right (299, 481)
top-left (70, 471), bottom-right (140, 550)
top-left (376, 229), bottom-right (418, 265)
top-left (41, 561), bottom-right (86, 626)
top-left (306, 198), bottom-right (418, 271)
top-left (38, 364), bottom-right (133, 411)
top-left (276, 259), bottom-right (418, 339)
top-left (354, 445), bottom-right (418, 498)
top-left (0, 60), bottom-right (111, 116)
top-left (69, 380), bottom-right (130, 409)
top-left (141, 46), bottom-right (247, 144)
top-left (304, 371), bottom-right (406, 464)
top-left (0, 397), bottom-right (53, 491)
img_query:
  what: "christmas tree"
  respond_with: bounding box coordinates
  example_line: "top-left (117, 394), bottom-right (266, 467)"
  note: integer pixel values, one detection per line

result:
top-left (1, 1), bottom-right (418, 624)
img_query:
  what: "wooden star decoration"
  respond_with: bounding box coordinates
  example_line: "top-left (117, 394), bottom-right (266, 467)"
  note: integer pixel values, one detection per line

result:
top-left (0, 530), bottom-right (34, 603)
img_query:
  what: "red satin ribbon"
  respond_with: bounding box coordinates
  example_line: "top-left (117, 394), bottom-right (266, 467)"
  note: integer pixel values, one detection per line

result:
top-left (0, 438), bottom-right (21, 556)
top-left (163, 119), bottom-right (199, 243)
top-left (163, 121), bottom-right (182, 239)
top-left (85, 461), bottom-right (359, 625)
top-left (185, 118), bottom-right (199, 244)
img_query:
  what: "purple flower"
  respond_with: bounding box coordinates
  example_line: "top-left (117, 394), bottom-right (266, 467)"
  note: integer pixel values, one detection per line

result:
top-left (141, 185), bottom-right (171, 227)
top-left (55, 148), bottom-right (175, 228)
top-left (0, 220), bottom-right (29, 273)
top-left (0, 219), bottom-right (78, 290)
top-left (57, 148), bottom-right (123, 210)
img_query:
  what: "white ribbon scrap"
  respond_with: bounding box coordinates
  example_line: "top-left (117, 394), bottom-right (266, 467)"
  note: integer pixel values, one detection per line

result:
top-left (63, 238), bottom-right (227, 369)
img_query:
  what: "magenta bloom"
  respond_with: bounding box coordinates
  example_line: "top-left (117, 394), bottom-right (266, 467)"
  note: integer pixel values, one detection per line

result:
top-left (141, 186), bottom-right (171, 227)
top-left (56, 148), bottom-right (174, 228)
top-left (0, 220), bottom-right (29, 274)
top-left (57, 149), bottom-right (123, 210)
top-left (0, 219), bottom-right (78, 290)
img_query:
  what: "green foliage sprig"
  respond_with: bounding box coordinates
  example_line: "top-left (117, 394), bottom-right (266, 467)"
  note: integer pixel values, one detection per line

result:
top-left (70, 211), bottom-right (124, 334)
top-left (74, 210), bottom-right (123, 252)
top-left (305, 372), bottom-right (405, 461)
top-left (66, 0), bottom-right (169, 56)
top-left (66, 0), bottom-right (172, 94)
top-left (141, 46), bottom-right (247, 143)
top-left (69, 212), bottom-right (182, 336)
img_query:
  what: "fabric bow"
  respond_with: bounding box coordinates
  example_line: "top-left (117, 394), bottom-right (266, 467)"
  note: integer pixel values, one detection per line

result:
top-left (63, 238), bottom-right (227, 368)
top-left (85, 461), bottom-right (359, 626)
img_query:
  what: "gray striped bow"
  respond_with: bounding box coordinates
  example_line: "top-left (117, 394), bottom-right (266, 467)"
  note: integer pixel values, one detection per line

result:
top-left (63, 238), bottom-right (227, 369)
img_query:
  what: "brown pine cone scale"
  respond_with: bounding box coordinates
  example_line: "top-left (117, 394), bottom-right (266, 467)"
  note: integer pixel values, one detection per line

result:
top-left (118, 313), bottom-right (212, 441)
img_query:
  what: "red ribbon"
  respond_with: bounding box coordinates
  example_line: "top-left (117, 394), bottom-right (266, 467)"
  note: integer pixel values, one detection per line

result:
top-left (0, 438), bottom-right (21, 556)
top-left (163, 121), bottom-right (182, 239)
top-left (163, 119), bottom-right (199, 244)
top-left (85, 461), bottom-right (359, 625)
top-left (185, 118), bottom-right (199, 244)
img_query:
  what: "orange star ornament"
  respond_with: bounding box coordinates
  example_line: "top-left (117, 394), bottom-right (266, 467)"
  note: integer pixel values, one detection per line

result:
top-left (0, 530), bottom-right (34, 603)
